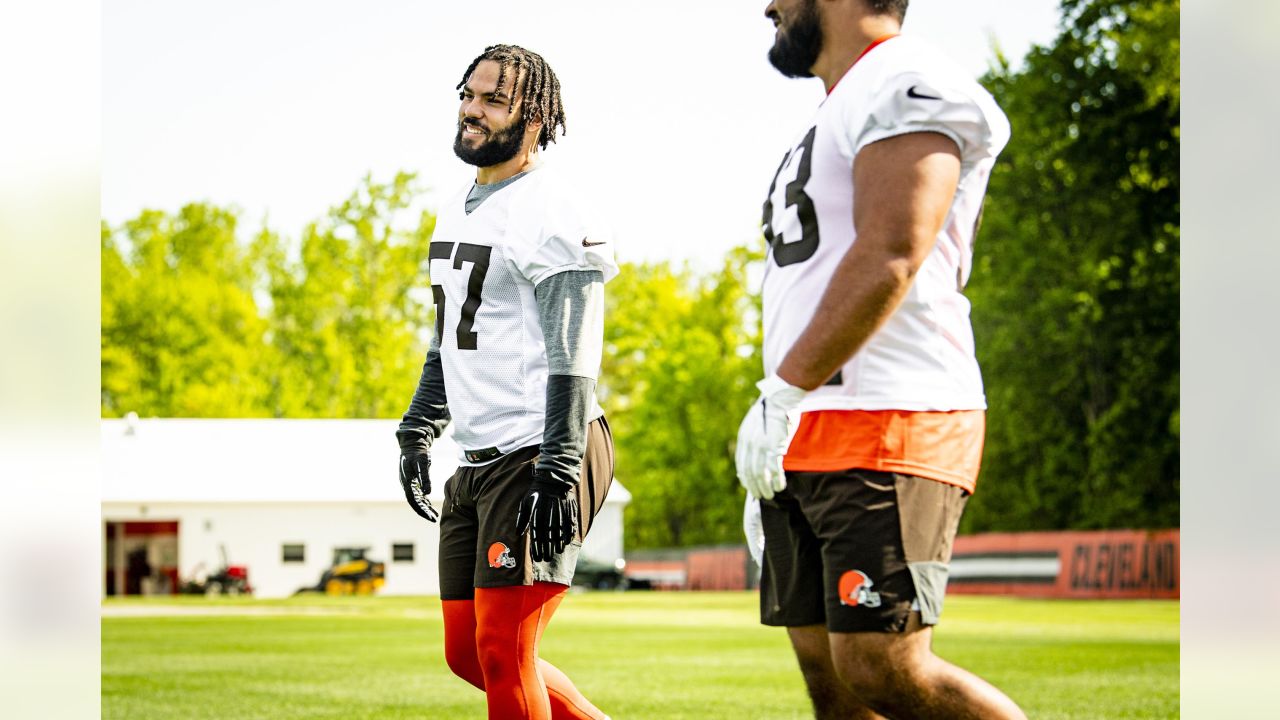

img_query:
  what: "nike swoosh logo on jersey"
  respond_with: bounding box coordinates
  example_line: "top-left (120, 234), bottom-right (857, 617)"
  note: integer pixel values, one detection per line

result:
top-left (582, 238), bottom-right (606, 247)
top-left (907, 85), bottom-right (943, 100)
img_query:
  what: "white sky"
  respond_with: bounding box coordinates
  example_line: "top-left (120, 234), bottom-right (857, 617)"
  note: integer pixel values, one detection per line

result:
top-left (103, 0), bottom-right (1062, 268)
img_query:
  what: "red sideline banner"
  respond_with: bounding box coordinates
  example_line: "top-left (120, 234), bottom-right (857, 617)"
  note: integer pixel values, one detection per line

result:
top-left (624, 560), bottom-right (686, 590)
top-left (625, 547), bottom-right (751, 591)
top-left (686, 547), bottom-right (749, 591)
top-left (948, 529), bottom-right (1179, 599)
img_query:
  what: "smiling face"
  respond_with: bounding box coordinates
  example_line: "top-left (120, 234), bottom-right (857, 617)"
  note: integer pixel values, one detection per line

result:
top-left (764, 0), bottom-right (824, 78)
top-left (452, 60), bottom-right (534, 168)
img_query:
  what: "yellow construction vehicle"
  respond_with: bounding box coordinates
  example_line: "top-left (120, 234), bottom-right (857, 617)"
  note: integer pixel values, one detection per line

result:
top-left (295, 547), bottom-right (386, 596)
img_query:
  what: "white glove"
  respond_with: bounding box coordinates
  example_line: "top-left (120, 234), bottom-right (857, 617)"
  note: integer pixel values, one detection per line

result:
top-left (735, 374), bottom-right (807, 500)
top-left (743, 492), bottom-right (765, 567)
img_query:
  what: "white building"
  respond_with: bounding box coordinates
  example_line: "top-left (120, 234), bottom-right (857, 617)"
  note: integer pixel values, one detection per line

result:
top-left (101, 417), bottom-right (630, 598)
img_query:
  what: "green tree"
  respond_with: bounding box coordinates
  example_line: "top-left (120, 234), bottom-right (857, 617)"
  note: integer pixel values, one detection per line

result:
top-left (101, 173), bottom-right (437, 420)
top-left (101, 205), bottom-right (272, 417)
top-left (260, 172), bottom-right (436, 418)
top-left (601, 246), bottom-right (763, 549)
top-left (963, 0), bottom-right (1180, 531)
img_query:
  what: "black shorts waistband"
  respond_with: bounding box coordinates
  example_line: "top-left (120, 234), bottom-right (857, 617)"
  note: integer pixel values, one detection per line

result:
top-left (462, 446), bottom-right (503, 464)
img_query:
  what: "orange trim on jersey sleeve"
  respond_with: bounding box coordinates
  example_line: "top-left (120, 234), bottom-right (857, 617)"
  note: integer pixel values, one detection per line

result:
top-left (783, 409), bottom-right (985, 493)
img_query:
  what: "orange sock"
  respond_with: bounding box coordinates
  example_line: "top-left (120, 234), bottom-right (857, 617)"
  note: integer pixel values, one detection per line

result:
top-left (443, 584), bottom-right (607, 720)
top-left (442, 599), bottom-right (486, 690)
top-left (532, 590), bottom-right (608, 720)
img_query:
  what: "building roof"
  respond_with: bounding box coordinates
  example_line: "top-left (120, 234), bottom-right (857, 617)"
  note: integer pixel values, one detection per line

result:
top-left (102, 418), bottom-right (630, 505)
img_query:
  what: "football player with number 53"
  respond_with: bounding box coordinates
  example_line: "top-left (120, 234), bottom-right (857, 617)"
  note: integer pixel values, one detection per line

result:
top-left (397, 44), bottom-right (616, 720)
top-left (736, 2), bottom-right (1027, 719)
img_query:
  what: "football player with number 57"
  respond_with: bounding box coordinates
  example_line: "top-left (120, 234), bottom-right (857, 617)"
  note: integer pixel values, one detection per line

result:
top-left (397, 44), bottom-right (616, 720)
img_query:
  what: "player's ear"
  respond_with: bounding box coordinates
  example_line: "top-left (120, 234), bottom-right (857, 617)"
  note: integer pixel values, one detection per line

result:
top-left (526, 111), bottom-right (544, 135)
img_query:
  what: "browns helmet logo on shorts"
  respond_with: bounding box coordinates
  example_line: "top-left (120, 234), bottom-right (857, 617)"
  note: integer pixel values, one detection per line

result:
top-left (837, 569), bottom-right (883, 608)
top-left (487, 542), bottom-right (517, 569)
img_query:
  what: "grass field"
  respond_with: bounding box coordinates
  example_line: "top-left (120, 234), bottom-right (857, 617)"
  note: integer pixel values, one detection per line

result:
top-left (102, 592), bottom-right (1178, 719)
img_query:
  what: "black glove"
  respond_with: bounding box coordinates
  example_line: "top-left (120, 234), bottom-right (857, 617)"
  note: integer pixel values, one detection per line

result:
top-left (399, 449), bottom-right (439, 522)
top-left (515, 471), bottom-right (578, 562)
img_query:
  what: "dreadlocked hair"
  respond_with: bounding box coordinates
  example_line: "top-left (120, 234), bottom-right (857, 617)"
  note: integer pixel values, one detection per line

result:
top-left (455, 44), bottom-right (567, 150)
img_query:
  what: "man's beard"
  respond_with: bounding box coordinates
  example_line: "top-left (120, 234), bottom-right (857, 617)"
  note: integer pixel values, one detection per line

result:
top-left (768, 0), bottom-right (823, 78)
top-left (453, 115), bottom-right (528, 168)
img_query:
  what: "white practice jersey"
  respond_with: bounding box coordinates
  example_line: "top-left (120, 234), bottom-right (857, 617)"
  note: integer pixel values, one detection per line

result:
top-left (761, 35), bottom-right (1010, 412)
top-left (429, 166), bottom-right (618, 464)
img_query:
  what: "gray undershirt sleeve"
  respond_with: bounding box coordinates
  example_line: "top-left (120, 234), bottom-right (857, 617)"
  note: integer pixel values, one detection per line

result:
top-left (533, 269), bottom-right (606, 492)
top-left (396, 333), bottom-right (451, 453)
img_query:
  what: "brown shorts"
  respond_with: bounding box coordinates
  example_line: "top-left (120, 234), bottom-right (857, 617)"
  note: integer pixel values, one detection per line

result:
top-left (759, 469), bottom-right (968, 633)
top-left (437, 416), bottom-right (614, 600)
